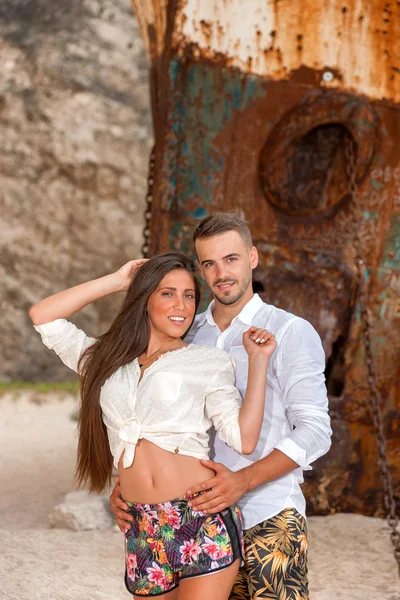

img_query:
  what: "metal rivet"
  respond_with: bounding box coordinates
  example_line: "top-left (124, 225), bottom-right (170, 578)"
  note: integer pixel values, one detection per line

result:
top-left (322, 71), bottom-right (334, 82)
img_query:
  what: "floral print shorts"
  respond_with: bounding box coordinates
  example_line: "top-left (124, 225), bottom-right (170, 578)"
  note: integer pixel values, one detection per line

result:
top-left (124, 493), bottom-right (244, 596)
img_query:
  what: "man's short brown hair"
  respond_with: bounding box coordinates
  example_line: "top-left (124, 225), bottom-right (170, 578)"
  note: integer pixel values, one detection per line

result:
top-left (193, 212), bottom-right (253, 247)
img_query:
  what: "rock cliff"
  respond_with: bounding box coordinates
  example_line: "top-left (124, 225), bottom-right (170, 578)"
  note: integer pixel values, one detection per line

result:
top-left (0, 0), bottom-right (152, 380)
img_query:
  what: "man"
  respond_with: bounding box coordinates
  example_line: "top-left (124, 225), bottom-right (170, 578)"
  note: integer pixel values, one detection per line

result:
top-left (110, 212), bottom-right (332, 599)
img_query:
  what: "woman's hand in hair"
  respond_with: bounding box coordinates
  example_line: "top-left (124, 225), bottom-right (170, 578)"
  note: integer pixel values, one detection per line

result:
top-left (116, 259), bottom-right (149, 291)
top-left (29, 259), bottom-right (148, 326)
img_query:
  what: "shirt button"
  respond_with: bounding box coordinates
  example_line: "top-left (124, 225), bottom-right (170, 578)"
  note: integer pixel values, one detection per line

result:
top-left (174, 447), bottom-right (179, 454)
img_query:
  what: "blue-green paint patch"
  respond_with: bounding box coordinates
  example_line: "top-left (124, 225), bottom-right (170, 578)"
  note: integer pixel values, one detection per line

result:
top-left (370, 179), bottom-right (384, 190)
top-left (169, 60), bottom-right (182, 83)
top-left (168, 219), bottom-right (192, 255)
top-left (381, 215), bottom-right (400, 269)
top-left (362, 210), bottom-right (378, 221)
top-left (193, 206), bottom-right (208, 219)
top-left (162, 60), bottom-right (268, 212)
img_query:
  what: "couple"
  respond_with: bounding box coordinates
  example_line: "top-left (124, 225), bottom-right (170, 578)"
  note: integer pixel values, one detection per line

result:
top-left (30, 212), bottom-right (331, 599)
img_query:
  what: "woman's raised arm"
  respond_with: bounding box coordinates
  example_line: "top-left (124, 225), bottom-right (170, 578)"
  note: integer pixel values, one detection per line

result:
top-left (238, 327), bottom-right (276, 453)
top-left (29, 259), bottom-right (147, 325)
top-left (205, 329), bottom-right (276, 456)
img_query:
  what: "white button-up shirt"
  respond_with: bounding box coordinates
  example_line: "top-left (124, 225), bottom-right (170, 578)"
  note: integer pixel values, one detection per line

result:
top-left (34, 320), bottom-right (244, 469)
top-left (186, 294), bottom-right (332, 529)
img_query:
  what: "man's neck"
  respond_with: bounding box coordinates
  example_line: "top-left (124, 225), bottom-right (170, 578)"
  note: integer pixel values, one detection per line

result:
top-left (212, 290), bottom-right (255, 332)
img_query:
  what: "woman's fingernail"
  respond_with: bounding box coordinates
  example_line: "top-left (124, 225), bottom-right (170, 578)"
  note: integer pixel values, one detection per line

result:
top-left (255, 338), bottom-right (260, 343)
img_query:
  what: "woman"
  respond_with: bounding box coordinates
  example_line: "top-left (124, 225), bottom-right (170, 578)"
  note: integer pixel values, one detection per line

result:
top-left (29, 253), bottom-right (276, 599)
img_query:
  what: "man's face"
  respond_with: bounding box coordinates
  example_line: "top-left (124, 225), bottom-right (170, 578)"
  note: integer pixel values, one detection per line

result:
top-left (195, 231), bottom-right (258, 306)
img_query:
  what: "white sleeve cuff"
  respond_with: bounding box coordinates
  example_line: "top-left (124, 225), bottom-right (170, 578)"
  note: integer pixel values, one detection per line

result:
top-left (274, 438), bottom-right (312, 471)
top-left (34, 318), bottom-right (68, 337)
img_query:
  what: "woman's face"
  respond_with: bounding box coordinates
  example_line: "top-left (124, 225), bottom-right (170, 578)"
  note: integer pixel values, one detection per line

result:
top-left (146, 269), bottom-right (197, 340)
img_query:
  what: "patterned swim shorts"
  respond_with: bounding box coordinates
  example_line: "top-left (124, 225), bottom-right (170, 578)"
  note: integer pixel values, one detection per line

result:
top-left (124, 493), bottom-right (244, 596)
top-left (229, 508), bottom-right (309, 600)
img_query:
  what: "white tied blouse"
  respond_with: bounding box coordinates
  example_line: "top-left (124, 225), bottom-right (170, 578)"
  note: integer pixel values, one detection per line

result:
top-left (34, 319), bottom-right (243, 469)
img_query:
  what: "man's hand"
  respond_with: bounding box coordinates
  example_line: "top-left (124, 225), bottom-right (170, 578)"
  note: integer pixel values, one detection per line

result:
top-left (109, 477), bottom-right (134, 532)
top-left (186, 460), bottom-right (249, 513)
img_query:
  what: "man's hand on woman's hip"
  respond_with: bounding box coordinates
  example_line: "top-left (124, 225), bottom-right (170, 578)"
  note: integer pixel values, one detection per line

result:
top-left (109, 461), bottom-right (251, 530)
top-left (186, 460), bottom-right (250, 513)
top-left (109, 476), bottom-right (134, 532)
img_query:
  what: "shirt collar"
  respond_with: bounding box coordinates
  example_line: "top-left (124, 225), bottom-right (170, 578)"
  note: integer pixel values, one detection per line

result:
top-left (196, 299), bottom-right (216, 327)
top-left (196, 293), bottom-right (264, 328)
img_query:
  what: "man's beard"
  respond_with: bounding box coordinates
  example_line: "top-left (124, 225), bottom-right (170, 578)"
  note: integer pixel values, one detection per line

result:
top-left (213, 273), bottom-right (252, 306)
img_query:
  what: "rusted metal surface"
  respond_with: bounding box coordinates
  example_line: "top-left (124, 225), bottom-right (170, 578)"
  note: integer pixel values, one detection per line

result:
top-left (176, 0), bottom-right (400, 103)
top-left (130, 0), bottom-right (400, 518)
top-left (130, 0), bottom-right (168, 61)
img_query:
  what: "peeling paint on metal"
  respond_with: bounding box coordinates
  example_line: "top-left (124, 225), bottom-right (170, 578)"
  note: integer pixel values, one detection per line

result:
top-left (175, 0), bottom-right (400, 103)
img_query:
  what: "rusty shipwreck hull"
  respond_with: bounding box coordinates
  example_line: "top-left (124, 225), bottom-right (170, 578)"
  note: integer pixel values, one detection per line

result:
top-left (131, 0), bottom-right (400, 516)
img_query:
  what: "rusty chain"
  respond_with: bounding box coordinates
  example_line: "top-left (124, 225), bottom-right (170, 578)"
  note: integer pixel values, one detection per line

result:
top-left (141, 145), bottom-right (156, 258)
top-left (345, 135), bottom-right (400, 576)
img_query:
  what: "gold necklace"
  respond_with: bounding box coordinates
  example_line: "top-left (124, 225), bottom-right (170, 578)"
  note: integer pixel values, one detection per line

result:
top-left (138, 344), bottom-right (179, 368)
top-left (138, 349), bottom-right (162, 368)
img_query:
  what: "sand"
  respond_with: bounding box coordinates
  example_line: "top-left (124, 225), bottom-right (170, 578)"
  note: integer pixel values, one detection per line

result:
top-left (0, 393), bottom-right (399, 600)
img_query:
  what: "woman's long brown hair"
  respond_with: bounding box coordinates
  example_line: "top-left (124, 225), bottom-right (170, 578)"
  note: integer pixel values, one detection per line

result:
top-left (76, 253), bottom-right (201, 493)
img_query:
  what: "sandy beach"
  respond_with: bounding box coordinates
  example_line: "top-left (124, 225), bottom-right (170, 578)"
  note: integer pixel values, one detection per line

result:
top-left (0, 393), bottom-right (398, 600)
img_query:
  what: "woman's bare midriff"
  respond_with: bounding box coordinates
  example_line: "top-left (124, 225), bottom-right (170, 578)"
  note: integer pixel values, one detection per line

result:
top-left (118, 438), bottom-right (215, 503)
